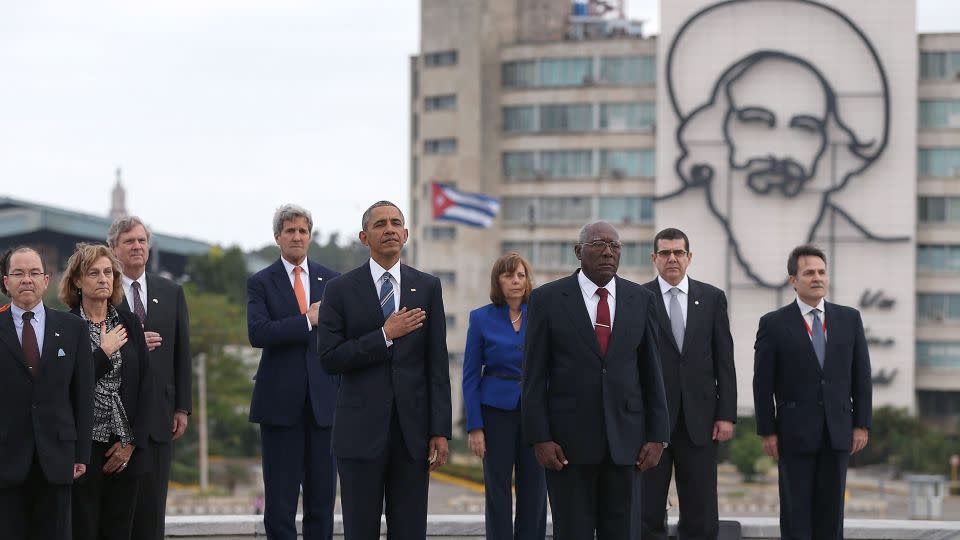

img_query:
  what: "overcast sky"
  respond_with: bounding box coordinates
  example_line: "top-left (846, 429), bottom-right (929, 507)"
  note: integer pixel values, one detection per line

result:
top-left (1, 0), bottom-right (957, 250)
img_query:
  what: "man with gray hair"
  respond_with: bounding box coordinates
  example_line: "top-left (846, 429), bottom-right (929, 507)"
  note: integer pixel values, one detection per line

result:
top-left (248, 204), bottom-right (340, 540)
top-left (109, 216), bottom-right (192, 540)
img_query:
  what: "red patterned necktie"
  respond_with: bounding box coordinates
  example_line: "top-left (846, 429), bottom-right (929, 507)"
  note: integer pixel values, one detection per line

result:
top-left (595, 287), bottom-right (611, 355)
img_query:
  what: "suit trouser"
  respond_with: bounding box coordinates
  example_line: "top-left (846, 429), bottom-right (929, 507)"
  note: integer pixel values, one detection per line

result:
top-left (481, 404), bottom-right (547, 540)
top-left (778, 425), bottom-right (849, 540)
top-left (131, 438), bottom-right (172, 540)
top-left (337, 405), bottom-right (430, 540)
top-left (641, 408), bottom-right (719, 540)
top-left (0, 451), bottom-right (72, 540)
top-left (72, 440), bottom-right (141, 540)
top-left (260, 401), bottom-right (337, 540)
top-left (544, 452), bottom-right (641, 540)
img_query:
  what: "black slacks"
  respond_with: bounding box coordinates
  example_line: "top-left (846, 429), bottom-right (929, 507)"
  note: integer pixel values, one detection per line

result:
top-left (0, 452), bottom-right (72, 540)
top-left (131, 439), bottom-right (171, 540)
top-left (481, 405), bottom-right (547, 540)
top-left (337, 404), bottom-right (430, 540)
top-left (642, 409), bottom-right (719, 540)
top-left (545, 453), bottom-right (641, 540)
top-left (260, 402), bottom-right (338, 540)
top-left (72, 440), bottom-right (141, 540)
top-left (778, 425), bottom-right (849, 540)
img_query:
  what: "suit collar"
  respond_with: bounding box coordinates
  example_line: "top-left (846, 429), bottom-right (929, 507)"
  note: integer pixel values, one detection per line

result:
top-left (576, 268), bottom-right (616, 300)
top-left (269, 258), bottom-right (302, 310)
top-left (560, 272), bottom-right (602, 361)
top-left (0, 308), bottom-right (28, 375)
top-left (786, 301), bottom-right (824, 373)
top-left (656, 274), bottom-right (688, 296)
top-left (645, 278), bottom-right (681, 354)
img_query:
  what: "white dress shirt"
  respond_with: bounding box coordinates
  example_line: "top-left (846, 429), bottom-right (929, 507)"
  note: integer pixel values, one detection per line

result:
top-left (11, 300), bottom-right (46, 354)
top-left (796, 297), bottom-right (827, 341)
top-left (657, 274), bottom-right (689, 326)
top-left (121, 272), bottom-right (148, 316)
top-left (281, 257), bottom-right (312, 329)
top-left (577, 270), bottom-right (617, 330)
top-left (370, 258), bottom-right (402, 346)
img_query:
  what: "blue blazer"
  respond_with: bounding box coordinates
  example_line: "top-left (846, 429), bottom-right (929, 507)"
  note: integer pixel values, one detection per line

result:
top-left (247, 259), bottom-right (340, 427)
top-left (462, 303), bottom-right (526, 432)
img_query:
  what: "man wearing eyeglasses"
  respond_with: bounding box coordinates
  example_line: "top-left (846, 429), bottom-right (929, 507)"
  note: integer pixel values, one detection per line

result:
top-left (523, 221), bottom-right (669, 540)
top-left (641, 228), bottom-right (736, 540)
top-left (0, 247), bottom-right (94, 539)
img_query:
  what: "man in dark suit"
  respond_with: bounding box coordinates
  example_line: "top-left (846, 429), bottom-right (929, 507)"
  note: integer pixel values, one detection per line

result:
top-left (318, 200), bottom-right (452, 540)
top-left (109, 216), bottom-right (193, 540)
top-left (754, 245), bottom-right (872, 540)
top-left (641, 228), bottom-right (736, 540)
top-left (522, 221), bottom-right (670, 540)
top-left (247, 204), bottom-right (340, 540)
top-left (0, 246), bottom-right (94, 539)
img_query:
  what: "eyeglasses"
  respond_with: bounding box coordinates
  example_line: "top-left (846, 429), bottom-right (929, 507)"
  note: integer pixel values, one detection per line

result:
top-left (6, 271), bottom-right (46, 280)
top-left (582, 240), bottom-right (622, 251)
top-left (656, 249), bottom-right (688, 258)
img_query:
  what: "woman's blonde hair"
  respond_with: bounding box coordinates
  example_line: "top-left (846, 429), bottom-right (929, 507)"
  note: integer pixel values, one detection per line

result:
top-left (59, 243), bottom-right (125, 308)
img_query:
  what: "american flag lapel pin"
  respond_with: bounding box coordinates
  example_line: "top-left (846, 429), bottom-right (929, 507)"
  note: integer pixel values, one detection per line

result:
top-left (410, 288), bottom-right (416, 292)
top-left (152, 298), bottom-right (159, 304)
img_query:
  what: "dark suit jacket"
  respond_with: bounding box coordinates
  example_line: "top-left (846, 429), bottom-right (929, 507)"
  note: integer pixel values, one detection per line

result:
top-left (643, 278), bottom-right (736, 445)
top-left (117, 273), bottom-right (191, 444)
top-left (0, 306), bottom-right (94, 486)
top-left (318, 261), bottom-right (452, 461)
top-left (753, 301), bottom-right (872, 453)
top-left (248, 259), bottom-right (340, 427)
top-left (71, 306), bottom-right (154, 473)
top-left (522, 272), bottom-right (669, 466)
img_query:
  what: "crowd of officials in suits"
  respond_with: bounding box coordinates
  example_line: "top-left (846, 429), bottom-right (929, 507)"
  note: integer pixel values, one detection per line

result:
top-left (0, 199), bottom-right (872, 540)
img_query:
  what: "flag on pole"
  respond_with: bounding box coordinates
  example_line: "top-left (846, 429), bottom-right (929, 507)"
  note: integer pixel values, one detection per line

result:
top-left (431, 183), bottom-right (500, 228)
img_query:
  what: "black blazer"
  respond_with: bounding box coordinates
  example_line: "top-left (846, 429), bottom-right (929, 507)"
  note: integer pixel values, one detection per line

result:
top-left (0, 306), bottom-right (94, 486)
top-left (248, 259), bottom-right (340, 427)
top-left (522, 272), bottom-right (669, 466)
top-left (753, 301), bottom-right (872, 453)
top-left (318, 262), bottom-right (452, 461)
top-left (643, 278), bottom-right (736, 445)
top-left (117, 273), bottom-right (191, 443)
top-left (72, 306), bottom-right (154, 472)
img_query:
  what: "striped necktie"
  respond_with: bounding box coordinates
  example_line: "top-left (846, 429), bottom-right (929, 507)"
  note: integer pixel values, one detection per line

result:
top-left (380, 274), bottom-right (395, 319)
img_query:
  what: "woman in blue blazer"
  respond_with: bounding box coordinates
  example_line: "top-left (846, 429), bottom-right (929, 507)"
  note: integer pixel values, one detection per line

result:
top-left (462, 252), bottom-right (546, 540)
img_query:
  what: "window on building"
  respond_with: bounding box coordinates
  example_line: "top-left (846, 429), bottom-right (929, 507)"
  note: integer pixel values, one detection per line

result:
top-left (917, 244), bottom-right (960, 273)
top-left (424, 94), bottom-right (457, 111)
top-left (917, 293), bottom-right (960, 322)
top-left (539, 197), bottom-right (592, 224)
top-left (503, 106), bottom-right (537, 133)
top-left (919, 51), bottom-right (960, 80)
top-left (503, 151), bottom-right (536, 178)
top-left (599, 102), bottom-right (656, 131)
top-left (540, 58), bottom-right (593, 87)
top-left (502, 60), bottom-right (538, 88)
top-left (424, 138), bottom-right (457, 155)
top-left (410, 156), bottom-right (418, 187)
top-left (598, 197), bottom-right (654, 224)
top-left (411, 113), bottom-right (418, 141)
top-left (540, 104), bottom-right (593, 132)
top-left (538, 241), bottom-right (582, 268)
top-left (919, 99), bottom-right (960, 128)
top-left (424, 226), bottom-right (456, 241)
top-left (918, 196), bottom-right (960, 223)
top-left (502, 241), bottom-right (534, 262)
top-left (918, 390), bottom-right (960, 417)
top-left (502, 197), bottom-right (537, 224)
top-left (600, 149), bottom-right (655, 178)
top-left (433, 271), bottom-right (456, 285)
top-left (599, 55), bottom-right (656, 85)
top-left (424, 50), bottom-right (458, 67)
top-left (917, 341), bottom-right (960, 369)
top-left (619, 242), bottom-right (654, 269)
top-left (919, 148), bottom-right (960, 177)
top-left (541, 150), bottom-right (593, 178)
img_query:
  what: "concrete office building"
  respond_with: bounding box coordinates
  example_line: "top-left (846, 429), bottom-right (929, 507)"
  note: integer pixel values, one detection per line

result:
top-left (409, 0), bottom-right (960, 432)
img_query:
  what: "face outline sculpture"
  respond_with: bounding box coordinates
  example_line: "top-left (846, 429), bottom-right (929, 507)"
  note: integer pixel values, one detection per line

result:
top-left (662, 0), bottom-right (903, 289)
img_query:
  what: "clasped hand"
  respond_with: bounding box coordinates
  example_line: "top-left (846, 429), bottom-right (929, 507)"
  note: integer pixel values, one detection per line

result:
top-left (383, 308), bottom-right (426, 340)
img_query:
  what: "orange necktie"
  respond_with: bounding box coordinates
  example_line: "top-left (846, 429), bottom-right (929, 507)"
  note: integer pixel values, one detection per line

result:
top-left (293, 266), bottom-right (308, 314)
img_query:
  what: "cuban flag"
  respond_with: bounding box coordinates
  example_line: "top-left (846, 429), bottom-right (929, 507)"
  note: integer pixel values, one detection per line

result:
top-left (431, 183), bottom-right (500, 228)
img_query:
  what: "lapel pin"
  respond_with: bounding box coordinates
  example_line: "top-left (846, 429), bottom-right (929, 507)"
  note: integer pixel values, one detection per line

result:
top-left (54, 332), bottom-right (60, 337)
top-left (57, 348), bottom-right (66, 357)
top-left (152, 298), bottom-right (159, 303)
top-left (694, 300), bottom-right (699, 305)
top-left (318, 276), bottom-right (323, 281)
top-left (410, 288), bottom-right (416, 292)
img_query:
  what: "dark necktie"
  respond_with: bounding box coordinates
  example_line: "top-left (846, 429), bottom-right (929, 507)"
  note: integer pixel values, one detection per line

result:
top-left (131, 281), bottom-right (147, 326)
top-left (811, 309), bottom-right (826, 368)
top-left (21, 311), bottom-right (40, 377)
top-left (380, 274), bottom-right (395, 319)
top-left (595, 287), bottom-right (611, 355)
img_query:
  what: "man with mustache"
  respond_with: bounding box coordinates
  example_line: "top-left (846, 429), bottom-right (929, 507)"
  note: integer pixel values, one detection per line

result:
top-left (753, 245), bottom-right (872, 540)
top-left (248, 204), bottom-right (340, 540)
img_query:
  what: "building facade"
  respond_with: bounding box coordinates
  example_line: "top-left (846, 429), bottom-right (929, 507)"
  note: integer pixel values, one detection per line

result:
top-left (410, 0), bottom-right (960, 432)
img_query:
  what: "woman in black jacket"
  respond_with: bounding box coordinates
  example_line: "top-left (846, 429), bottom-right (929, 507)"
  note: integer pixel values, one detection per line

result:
top-left (59, 243), bottom-right (152, 540)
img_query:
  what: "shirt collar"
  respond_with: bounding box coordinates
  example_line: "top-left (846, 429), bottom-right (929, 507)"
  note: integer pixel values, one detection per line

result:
top-left (10, 300), bottom-right (45, 324)
top-left (370, 258), bottom-right (401, 286)
top-left (577, 269), bottom-right (616, 299)
top-left (121, 272), bottom-right (147, 290)
top-left (657, 274), bottom-right (689, 296)
top-left (796, 296), bottom-right (826, 316)
top-left (280, 257), bottom-right (308, 277)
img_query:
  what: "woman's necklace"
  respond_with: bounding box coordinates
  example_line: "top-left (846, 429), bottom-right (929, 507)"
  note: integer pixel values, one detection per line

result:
top-left (511, 312), bottom-right (522, 325)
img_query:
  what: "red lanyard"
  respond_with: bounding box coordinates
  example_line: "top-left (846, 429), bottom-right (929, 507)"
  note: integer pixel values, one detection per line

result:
top-left (801, 314), bottom-right (826, 336)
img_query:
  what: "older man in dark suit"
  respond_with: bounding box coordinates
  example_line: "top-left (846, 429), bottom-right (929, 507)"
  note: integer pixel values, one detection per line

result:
top-left (523, 221), bottom-right (669, 540)
top-left (109, 216), bottom-right (192, 540)
top-left (642, 228), bottom-right (736, 540)
top-left (248, 204), bottom-right (340, 540)
top-left (319, 200), bottom-right (451, 540)
top-left (754, 245), bottom-right (872, 540)
top-left (0, 247), bottom-right (94, 539)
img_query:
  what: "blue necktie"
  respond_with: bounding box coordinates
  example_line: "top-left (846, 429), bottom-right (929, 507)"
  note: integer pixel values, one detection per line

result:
top-left (811, 308), bottom-right (826, 368)
top-left (380, 274), bottom-right (395, 319)
top-left (669, 287), bottom-right (685, 353)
